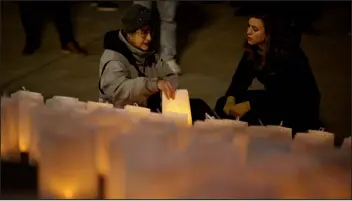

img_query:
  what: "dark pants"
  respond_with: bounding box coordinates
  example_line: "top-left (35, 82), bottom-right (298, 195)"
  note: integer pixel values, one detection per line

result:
top-left (215, 90), bottom-right (323, 135)
top-left (18, 2), bottom-right (76, 48)
top-left (215, 90), bottom-right (282, 126)
top-left (146, 92), bottom-right (215, 123)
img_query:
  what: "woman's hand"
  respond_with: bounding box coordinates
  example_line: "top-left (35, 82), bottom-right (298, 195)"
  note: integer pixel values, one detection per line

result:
top-left (223, 96), bottom-right (236, 115)
top-left (157, 79), bottom-right (176, 100)
top-left (229, 101), bottom-right (251, 118)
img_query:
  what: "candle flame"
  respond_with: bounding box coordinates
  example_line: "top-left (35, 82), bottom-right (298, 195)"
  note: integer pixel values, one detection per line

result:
top-left (19, 141), bottom-right (28, 152)
top-left (62, 189), bottom-right (74, 199)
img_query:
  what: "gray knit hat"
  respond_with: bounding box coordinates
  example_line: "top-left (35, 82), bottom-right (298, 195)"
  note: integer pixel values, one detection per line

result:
top-left (121, 4), bottom-right (152, 33)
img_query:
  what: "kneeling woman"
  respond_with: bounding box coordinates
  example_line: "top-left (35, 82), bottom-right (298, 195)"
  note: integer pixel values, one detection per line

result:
top-left (215, 14), bottom-right (321, 133)
top-left (99, 4), bottom-right (212, 122)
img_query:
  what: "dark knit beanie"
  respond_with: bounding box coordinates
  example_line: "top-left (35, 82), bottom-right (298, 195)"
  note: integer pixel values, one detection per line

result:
top-left (121, 4), bottom-right (152, 33)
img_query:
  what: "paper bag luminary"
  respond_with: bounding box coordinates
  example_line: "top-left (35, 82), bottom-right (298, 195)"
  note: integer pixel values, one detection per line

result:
top-left (124, 105), bottom-right (151, 120)
top-left (162, 89), bottom-right (192, 127)
top-left (83, 108), bottom-right (134, 177)
top-left (10, 90), bottom-right (44, 154)
top-left (29, 106), bottom-right (74, 165)
top-left (292, 130), bottom-right (335, 154)
top-left (38, 122), bottom-right (98, 199)
top-left (86, 101), bottom-right (113, 112)
top-left (1, 97), bottom-right (21, 161)
top-left (46, 96), bottom-right (86, 111)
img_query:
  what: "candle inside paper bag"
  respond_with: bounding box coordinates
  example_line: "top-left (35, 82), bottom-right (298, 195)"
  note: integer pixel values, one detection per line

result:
top-left (29, 106), bottom-right (73, 164)
top-left (86, 101), bottom-right (113, 112)
top-left (162, 89), bottom-right (192, 126)
top-left (106, 135), bottom-right (126, 199)
top-left (163, 111), bottom-right (189, 127)
top-left (11, 90), bottom-right (44, 153)
top-left (38, 123), bottom-right (98, 199)
top-left (1, 97), bottom-right (20, 161)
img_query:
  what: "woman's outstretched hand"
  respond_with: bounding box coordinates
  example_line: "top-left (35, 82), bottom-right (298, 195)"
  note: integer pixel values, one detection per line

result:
top-left (158, 79), bottom-right (176, 100)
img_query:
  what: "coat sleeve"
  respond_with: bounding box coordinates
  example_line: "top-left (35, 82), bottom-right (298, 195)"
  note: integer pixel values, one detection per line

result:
top-left (155, 58), bottom-right (180, 89)
top-left (225, 53), bottom-right (256, 99)
top-left (99, 60), bottom-right (159, 107)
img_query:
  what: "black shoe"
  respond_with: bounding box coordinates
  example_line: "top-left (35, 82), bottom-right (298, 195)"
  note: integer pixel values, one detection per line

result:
top-left (62, 42), bottom-right (88, 56)
top-left (96, 2), bottom-right (118, 12)
top-left (22, 44), bottom-right (40, 56)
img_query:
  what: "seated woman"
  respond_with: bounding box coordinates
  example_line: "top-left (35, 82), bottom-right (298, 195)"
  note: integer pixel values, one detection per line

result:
top-left (99, 4), bottom-right (213, 122)
top-left (215, 13), bottom-right (321, 134)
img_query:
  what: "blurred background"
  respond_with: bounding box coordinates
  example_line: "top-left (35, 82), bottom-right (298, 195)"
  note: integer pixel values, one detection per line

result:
top-left (0, 1), bottom-right (350, 139)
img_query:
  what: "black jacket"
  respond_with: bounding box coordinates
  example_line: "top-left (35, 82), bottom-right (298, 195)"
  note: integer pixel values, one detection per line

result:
top-left (226, 48), bottom-right (321, 132)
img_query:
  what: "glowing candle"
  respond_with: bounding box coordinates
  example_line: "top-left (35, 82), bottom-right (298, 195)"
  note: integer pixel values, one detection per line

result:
top-left (11, 90), bottom-right (44, 153)
top-left (162, 90), bottom-right (192, 126)
top-left (1, 97), bottom-right (20, 161)
top-left (38, 122), bottom-right (98, 199)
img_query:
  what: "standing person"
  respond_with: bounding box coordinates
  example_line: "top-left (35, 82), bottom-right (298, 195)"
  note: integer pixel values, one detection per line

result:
top-left (18, 2), bottom-right (87, 56)
top-left (134, 1), bottom-right (181, 74)
top-left (214, 14), bottom-right (322, 134)
top-left (99, 4), bottom-right (213, 122)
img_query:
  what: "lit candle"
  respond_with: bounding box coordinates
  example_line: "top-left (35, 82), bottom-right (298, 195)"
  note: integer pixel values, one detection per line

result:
top-left (86, 101), bottom-right (113, 112)
top-left (38, 122), bottom-right (98, 199)
top-left (162, 89), bottom-right (192, 126)
top-left (163, 111), bottom-right (189, 127)
top-left (1, 97), bottom-right (20, 161)
top-left (11, 90), bottom-right (44, 153)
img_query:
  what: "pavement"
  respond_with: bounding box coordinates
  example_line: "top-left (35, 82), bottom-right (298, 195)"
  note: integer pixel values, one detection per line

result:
top-left (0, 2), bottom-right (351, 138)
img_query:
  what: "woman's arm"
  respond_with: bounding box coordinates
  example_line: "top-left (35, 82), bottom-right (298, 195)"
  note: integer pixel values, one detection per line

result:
top-left (225, 53), bottom-right (256, 100)
top-left (99, 60), bottom-right (159, 107)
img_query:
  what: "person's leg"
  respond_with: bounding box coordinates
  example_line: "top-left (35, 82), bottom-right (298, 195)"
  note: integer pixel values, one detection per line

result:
top-left (50, 2), bottom-right (87, 55)
top-left (189, 98), bottom-right (215, 122)
top-left (157, 1), bottom-right (181, 74)
top-left (18, 2), bottom-right (43, 55)
top-left (95, 1), bottom-right (119, 12)
top-left (133, 1), bottom-right (152, 9)
top-left (214, 96), bottom-right (234, 119)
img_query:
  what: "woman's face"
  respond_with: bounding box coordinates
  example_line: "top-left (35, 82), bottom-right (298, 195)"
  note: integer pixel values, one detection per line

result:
top-left (247, 17), bottom-right (266, 46)
top-left (127, 26), bottom-right (152, 51)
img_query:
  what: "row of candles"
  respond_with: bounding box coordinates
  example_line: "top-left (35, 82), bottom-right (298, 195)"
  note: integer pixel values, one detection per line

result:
top-left (1, 89), bottom-right (351, 199)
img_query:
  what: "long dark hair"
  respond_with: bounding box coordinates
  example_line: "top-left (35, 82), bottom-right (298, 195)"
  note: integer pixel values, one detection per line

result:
top-left (244, 13), bottom-right (301, 70)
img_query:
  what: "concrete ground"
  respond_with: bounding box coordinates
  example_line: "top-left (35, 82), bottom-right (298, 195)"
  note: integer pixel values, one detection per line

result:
top-left (0, 2), bottom-right (351, 138)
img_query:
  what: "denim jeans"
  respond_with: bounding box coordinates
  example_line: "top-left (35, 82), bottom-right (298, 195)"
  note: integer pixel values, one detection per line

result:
top-left (134, 1), bottom-right (177, 61)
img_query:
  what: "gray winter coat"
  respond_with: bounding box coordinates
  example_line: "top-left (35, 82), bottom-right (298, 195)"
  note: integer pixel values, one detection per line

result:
top-left (99, 30), bottom-right (179, 108)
